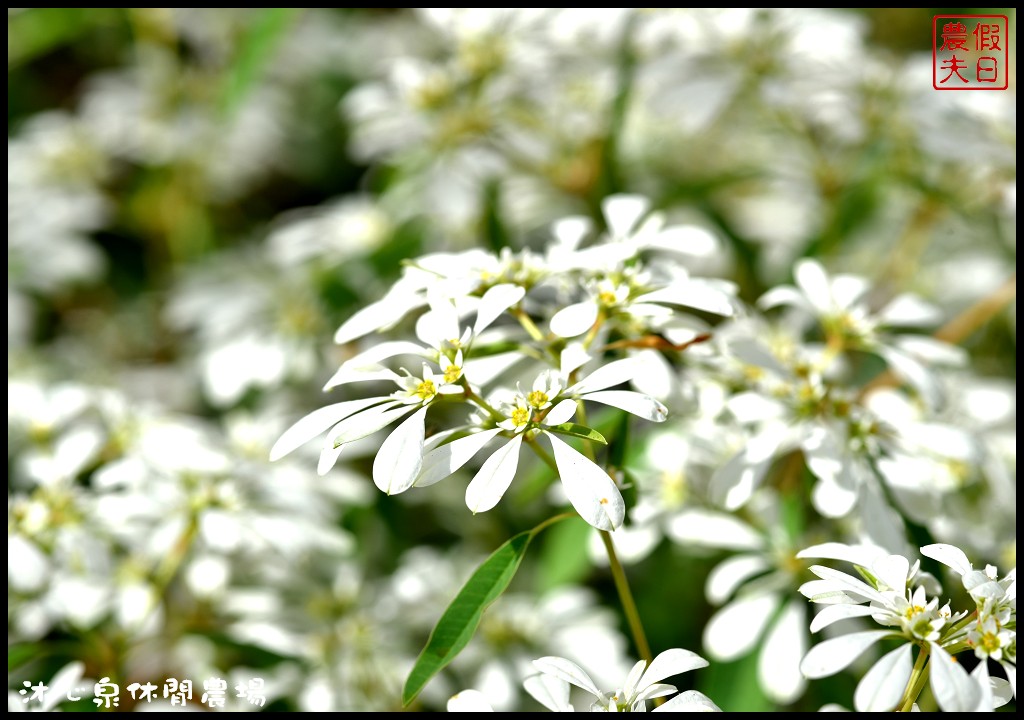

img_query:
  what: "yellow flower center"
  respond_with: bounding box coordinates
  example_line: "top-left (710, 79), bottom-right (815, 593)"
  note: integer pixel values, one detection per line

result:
top-left (511, 407), bottom-right (531, 427)
top-left (443, 365), bottom-right (461, 384)
top-left (904, 605), bottom-right (925, 619)
top-left (415, 380), bottom-right (437, 401)
top-left (526, 390), bottom-right (549, 408)
top-left (599, 290), bottom-right (619, 306)
top-left (979, 631), bottom-right (1001, 654)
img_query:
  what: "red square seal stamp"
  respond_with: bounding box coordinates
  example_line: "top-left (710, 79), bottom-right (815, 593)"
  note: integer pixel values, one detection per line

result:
top-left (933, 14), bottom-right (1010, 90)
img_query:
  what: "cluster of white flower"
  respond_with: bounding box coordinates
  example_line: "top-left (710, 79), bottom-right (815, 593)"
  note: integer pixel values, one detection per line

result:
top-left (272, 195), bottom-right (735, 532)
top-left (798, 542), bottom-right (1015, 712)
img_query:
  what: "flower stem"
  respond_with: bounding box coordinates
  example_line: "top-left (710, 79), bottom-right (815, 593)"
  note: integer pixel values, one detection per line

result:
top-left (527, 432), bottom-right (654, 667)
top-left (460, 378), bottom-right (504, 421)
top-left (513, 307), bottom-right (546, 343)
top-left (933, 272), bottom-right (1016, 345)
top-left (898, 643), bottom-right (931, 712)
top-left (600, 529), bottom-right (653, 665)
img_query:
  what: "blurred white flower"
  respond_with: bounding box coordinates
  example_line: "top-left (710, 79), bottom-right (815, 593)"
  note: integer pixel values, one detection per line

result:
top-left (531, 648), bottom-right (719, 712)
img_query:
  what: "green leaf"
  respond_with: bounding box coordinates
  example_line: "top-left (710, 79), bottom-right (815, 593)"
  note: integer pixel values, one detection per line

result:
top-left (402, 515), bottom-right (569, 706)
top-left (536, 517), bottom-right (592, 592)
top-left (543, 423), bottom-right (607, 445)
top-left (219, 8), bottom-right (299, 118)
top-left (8, 643), bottom-right (42, 671)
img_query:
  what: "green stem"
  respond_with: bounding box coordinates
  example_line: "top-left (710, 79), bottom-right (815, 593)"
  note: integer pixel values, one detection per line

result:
top-left (513, 307), bottom-right (546, 343)
top-left (530, 416), bottom-right (653, 668)
top-left (899, 643), bottom-right (931, 712)
top-left (460, 378), bottom-right (503, 421)
top-left (600, 529), bottom-right (653, 665)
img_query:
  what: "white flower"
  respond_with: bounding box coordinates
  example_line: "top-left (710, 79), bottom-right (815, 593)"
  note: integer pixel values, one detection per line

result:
top-left (548, 197), bottom-right (734, 339)
top-left (531, 648), bottom-right (719, 712)
top-left (271, 362), bottom-right (459, 492)
top-left (758, 258), bottom-right (964, 408)
top-left (463, 389), bottom-right (625, 531)
top-left (969, 617), bottom-right (1014, 662)
top-left (797, 542), bottom-right (1012, 712)
top-left (560, 357), bottom-right (670, 423)
top-left (673, 496), bottom-right (810, 705)
top-left (447, 690), bottom-right (494, 712)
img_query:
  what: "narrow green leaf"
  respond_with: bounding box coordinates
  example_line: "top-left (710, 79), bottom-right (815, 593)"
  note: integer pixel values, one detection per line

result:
top-left (402, 515), bottom-right (568, 706)
top-left (219, 8), bottom-right (299, 118)
top-left (544, 423), bottom-right (607, 445)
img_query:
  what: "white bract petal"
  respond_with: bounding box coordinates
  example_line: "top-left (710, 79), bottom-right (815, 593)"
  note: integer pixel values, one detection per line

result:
top-left (322, 366), bottom-right (401, 391)
top-left (270, 397), bottom-right (384, 461)
top-left (878, 294), bottom-right (942, 327)
top-left (809, 604), bottom-right (879, 633)
top-left (643, 225), bottom-right (719, 257)
top-left (638, 648), bottom-right (709, 691)
top-left (634, 683), bottom-right (678, 705)
top-left (416, 296), bottom-right (462, 349)
top-left (337, 340), bottom-right (428, 371)
top-left (523, 673), bottom-right (573, 712)
top-left (603, 194), bottom-right (650, 238)
top-left (447, 690), bottom-right (494, 712)
top-left (666, 509), bottom-right (764, 551)
top-left (373, 406), bottom-right (427, 495)
top-left (325, 401), bottom-right (410, 449)
top-left (920, 543), bottom-right (973, 577)
top-left (533, 656), bottom-right (603, 697)
top-left (652, 690), bottom-right (722, 712)
top-left (550, 301), bottom-right (599, 338)
top-left (560, 343), bottom-right (591, 377)
top-left (877, 346), bottom-right (943, 409)
top-left (758, 600), bottom-right (808, 704)
top-left (318, 402), bottom-right (414, 475)
top-left (871, 555), bottom-right (911, 593)
top-left (334, 291), bottom-right (425, 344)
top-left (317, 441), bottom-right (346, 477)
top-left (971, 661), bottom-right (994, 713)
top-left (416, 428), bottom-right (502, 487)
top-left (570, 357), bottom-right (641, 394)
top-left (475, 283), bottom-right (525, 335)
top-left (757, 285), bottom-right (811, 312)
top-left (929, 642), bottom-right (982, 712)
top-left (8, 534), bottom-right (49, 592)
top-left (800, 630), bottom-right (890, 679)
top-left (794, 259), bottom-right (833, 313)
top-left (544, 398), bottom-right (578, 426)
top-left (703, 592), bottom-right (779, 661)
top-left (622, 659), bottom-right (648, 701)
top-left (632, 282), bottom-right (734, 317)
top-left (797, 543), bottom-right (887, 567)
top-left (853, 643), bottom-right (913, 712)
top-left (582, 390), bottom-right (668, 422)
top-left (706, 554), bottom-right (770, 605)
top-left (799, 579), bottom-right (858, 605)
top-left (807, 565), bottom-right (889, 605)
top-left (465, 434), bottom-right (524, 514)
top-left (546, 432), bottom-right (625, 531)
top-left (39, 662), bottom-right (86, 713)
